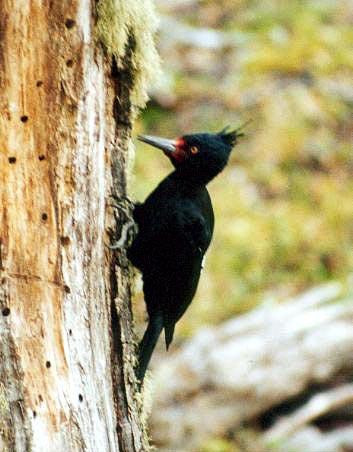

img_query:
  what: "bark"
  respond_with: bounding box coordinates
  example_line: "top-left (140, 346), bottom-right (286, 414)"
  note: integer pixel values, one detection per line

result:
top-left (150, 282), bottom-right (353, 451)
top-left (0, 1), bottom-right (153, 451)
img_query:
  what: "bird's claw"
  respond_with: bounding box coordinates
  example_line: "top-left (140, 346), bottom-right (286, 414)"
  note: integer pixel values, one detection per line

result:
top-left (109, 194), bottom-right (135, 216)
top-left (107, 195), bottom-right (138, 251)
top-left (108, 220), bottom-right (138, 250)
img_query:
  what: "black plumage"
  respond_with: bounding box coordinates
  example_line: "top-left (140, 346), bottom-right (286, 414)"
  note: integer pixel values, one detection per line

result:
top-left (128, 127), bottom-right (242, 384)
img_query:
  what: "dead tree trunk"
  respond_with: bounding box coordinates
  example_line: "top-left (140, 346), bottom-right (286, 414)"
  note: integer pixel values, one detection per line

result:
top-left (0, 1), bottom-right (158, 450)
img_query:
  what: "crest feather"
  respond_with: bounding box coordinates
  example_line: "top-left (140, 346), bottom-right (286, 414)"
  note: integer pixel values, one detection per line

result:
top-left (218, 120), bottom-right (252, 146)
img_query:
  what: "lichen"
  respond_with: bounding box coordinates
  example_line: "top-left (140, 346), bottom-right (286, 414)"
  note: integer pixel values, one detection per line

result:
top-left (0, 382), bottom-right (10, 443)
top-left (0, 383), bottom-right (9, 416)
top-left (96, 0), bottom-right (160, 111)
top-left (134, 373), bottom-right (154, 445)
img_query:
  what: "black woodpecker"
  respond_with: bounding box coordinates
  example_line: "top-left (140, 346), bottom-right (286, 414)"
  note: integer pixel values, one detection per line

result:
top-left (127, 127), bottom-right (243, 384)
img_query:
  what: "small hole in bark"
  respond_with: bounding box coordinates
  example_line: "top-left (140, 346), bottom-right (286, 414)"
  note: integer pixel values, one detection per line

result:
top-left (36, 80), bottom-right (43, 87)
top-left (65, 18), bottom-right (76, 29)
top-left (33, 411), bottom-right (37, 418)
top-left (66, 59), bottom-right (74, 67)
top-left (64, 285), bottom-right (71, 294)
top-left (8, 157), bottom-right (16, 164)
top-left (38, 394), bottom-right (43, 402)
top-left (1, 278), bottom-right (6, 284)
top-left (2, 307), bottom-right (10, 316)
top-left (20, 115), bottom-right (28, 123)
top-left (41, 213), bottom-right (48, 221)
top-left (78, 394), bottom-right (83, 402)
top-left (45, 361), bottom-right (51, 369)
top-left (38, 155), bottom-right (45, 161)
top-left (69, 329), bottom-right (72, 336)
top-left (60, 236), bottom-right (70, 246)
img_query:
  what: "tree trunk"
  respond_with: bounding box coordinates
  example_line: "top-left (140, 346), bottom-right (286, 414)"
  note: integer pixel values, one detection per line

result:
top-left (0, 1), bottom-right (158, 450)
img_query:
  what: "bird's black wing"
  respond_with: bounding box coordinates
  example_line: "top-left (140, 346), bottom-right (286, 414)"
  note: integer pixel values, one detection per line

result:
top-left (129, 201), bottom-right (212, 349)
top-left (153, 205), bottom-right (212, 346)
top-left (128, 200), bottom-right (211, 269)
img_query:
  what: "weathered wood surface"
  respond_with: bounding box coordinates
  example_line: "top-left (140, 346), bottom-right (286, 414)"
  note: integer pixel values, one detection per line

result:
top-left (150, 282), bottom-right (353, 451)
top-left (0, 1), bottom-right (156, 450)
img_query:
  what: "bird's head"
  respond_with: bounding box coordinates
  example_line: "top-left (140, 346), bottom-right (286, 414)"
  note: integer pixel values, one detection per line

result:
top-left (138, 126), bottom-right (244, 184)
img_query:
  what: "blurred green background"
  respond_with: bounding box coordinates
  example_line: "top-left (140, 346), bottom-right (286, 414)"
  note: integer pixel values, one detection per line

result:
top-left (131, 0), bottom-right (353, 338)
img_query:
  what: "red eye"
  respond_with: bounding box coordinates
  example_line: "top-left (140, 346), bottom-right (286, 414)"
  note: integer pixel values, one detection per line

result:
top-left (190, 146), bottom-right (199, 154)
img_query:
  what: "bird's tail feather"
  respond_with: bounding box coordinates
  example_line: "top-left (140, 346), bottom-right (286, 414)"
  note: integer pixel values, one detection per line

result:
top-left (164, 323), bottom-right (175, 351)
top-left (136, 315), bottom-right (163, 385)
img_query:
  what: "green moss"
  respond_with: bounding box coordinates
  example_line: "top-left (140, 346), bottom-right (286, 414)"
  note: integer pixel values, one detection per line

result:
top-left (96, 0), bottom-right (160, 110)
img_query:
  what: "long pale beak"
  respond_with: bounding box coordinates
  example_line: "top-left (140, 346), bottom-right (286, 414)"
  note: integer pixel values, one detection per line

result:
top-left (138, 134), bottom-right (177, 154)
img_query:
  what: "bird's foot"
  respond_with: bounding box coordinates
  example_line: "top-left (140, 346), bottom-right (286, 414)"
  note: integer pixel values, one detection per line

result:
top-left (107, 194), bottom-right (138, 250)
top-left (108, 220), bottom-right (137, 250)
top-left (109, 194), bottom-right (136, 216)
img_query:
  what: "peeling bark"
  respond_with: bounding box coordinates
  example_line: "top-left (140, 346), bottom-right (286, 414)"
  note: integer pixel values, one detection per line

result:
top-left (0, 1), bottom-right (149, 451)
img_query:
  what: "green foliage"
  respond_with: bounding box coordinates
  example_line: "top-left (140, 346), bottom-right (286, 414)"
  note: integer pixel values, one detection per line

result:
top-left (133, 0), bottom-right (353, 335)
top-left (200, 438), bottom-right (236, 452)
top-left (199, 428), bottom-right (268, 452)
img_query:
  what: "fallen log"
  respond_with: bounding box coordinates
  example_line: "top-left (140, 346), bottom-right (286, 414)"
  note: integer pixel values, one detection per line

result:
top-left (264, 383), bottom-right (353, 441)
top-left (149, 282), bottom-right (353, 450)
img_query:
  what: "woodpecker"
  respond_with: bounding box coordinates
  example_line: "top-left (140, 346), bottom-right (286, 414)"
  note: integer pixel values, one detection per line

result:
top-left (128, 127), bottom-right (243, 384)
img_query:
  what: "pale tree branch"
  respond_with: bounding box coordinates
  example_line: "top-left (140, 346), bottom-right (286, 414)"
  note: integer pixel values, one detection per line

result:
top-left (264, 383), bottom-right (353, 441)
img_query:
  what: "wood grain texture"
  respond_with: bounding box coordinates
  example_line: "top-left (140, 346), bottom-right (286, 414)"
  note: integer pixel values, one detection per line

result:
top-left (0, 1), bottom-right (147, 450)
